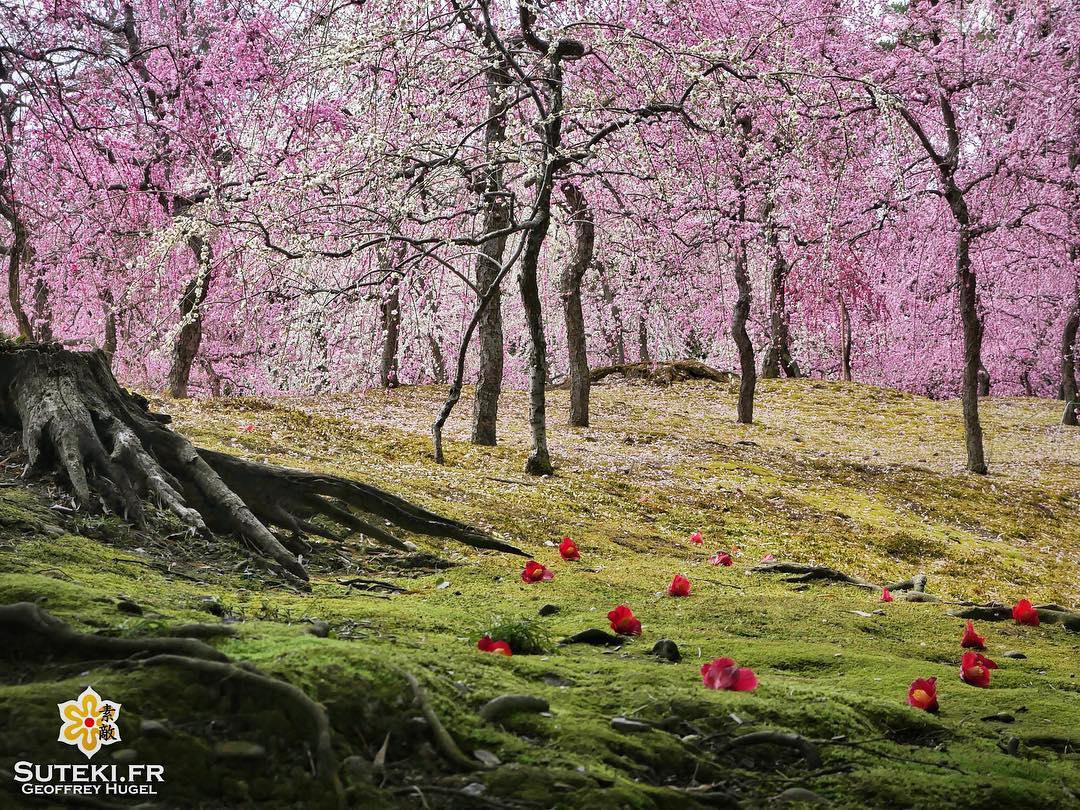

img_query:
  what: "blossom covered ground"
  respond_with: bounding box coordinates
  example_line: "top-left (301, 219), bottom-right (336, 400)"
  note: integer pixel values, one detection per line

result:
top-left (1, 378), bottom-right (1078, 808)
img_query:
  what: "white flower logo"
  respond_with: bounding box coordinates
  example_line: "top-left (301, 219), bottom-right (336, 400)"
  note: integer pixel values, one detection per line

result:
top-left (58, 686), bottom-right (121, 759)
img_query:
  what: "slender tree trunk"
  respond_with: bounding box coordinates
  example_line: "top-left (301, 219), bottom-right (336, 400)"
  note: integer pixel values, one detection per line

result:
top-left (637, 315), bottom-right (650, 363)
top-left (761, 204), bottom-right (800, 379)
top-left (596, 261), bottom-right (626, 364)
top-left (379, 274), bottom-right (401, 389)
top-left (470, 65), bottom-right (511, 446)
top-left (732, 240), bottom-right (756, 424)
top-left (839, 297), bottom-right (853, 382)
top-left (429, 333), bottom-right (447, 385)
top-left (955, 225), bottom-right (987, 473)
top-left (560, 182), bottom-right (593, 427)
top-left (519, 204), bottom-right (554, 475)
top-left (166, 235), bottom-right (212, 398)
top-left (5, 221), bottom-right (32, 340)
top-left (100, 287), bottom-right (118, 365)
top-left (1062, 298), bottom-right (1079, 426)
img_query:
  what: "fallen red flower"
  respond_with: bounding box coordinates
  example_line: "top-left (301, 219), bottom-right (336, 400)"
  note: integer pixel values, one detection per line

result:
top-left (960, 620), bottom-right (986, 650)
top-left (880, 588), bottom-right (894, 603)
top-left (690, 531), bottom-right (703, 545)
top-left (1012, 599), bottom-right (1040, 626)
top-left (960, 650), bottom-right (998, 687)
top-left (668, 574), bottom-right (691, 597)
top-left (476, 635), bottom-right (512, 656)
top-left (521, 561), bottom-right (554, 583)
top-left (710, 551), bottom-right (733, 566)
top-left (608, 604), bottom-right (642, 636)
top-left (559, 536), bottom-right (581, 561)
top-left (701, 657), bottom-right (758, 691)
top-left (907, 677), bottom-right (938, 712)
top-left (761, 553), bottom-right (776, 562)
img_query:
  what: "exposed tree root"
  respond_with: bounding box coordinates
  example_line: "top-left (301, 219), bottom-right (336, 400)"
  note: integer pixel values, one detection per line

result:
top-left (403, 671), bottom-right (489, 772)
top-left (752, 562), bottom-right (931, 596)
top-left (0, 344), bottom-right (524, 582)
top-left (949, 604), bottom-right (1080, 630)
top-left (478, 694), bottom-right (549, 723)
top-left (721, 730), bottom-right (823, 770)
top-left (588, 359), bottom-right (737, 386)
top-left (0, 601), bottom-right (229, 662)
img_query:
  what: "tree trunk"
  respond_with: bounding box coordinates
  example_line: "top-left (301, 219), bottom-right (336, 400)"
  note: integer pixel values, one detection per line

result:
top-left (1062, 298), bottom-right (1079, 426)
top-left (29, 249), bottom-right (52, 343)
top-left (560, 182), bottom-right (593, 427)
top-left (166, 235), bottom-right (212, 398)
top-left (428, 332), bottom-right (447, 385)
top-left (5, 220), bottom-right (33, 340)
top-left (732, 240), bottom-right (756, 424)
top-left (100, 287), bottom-right (118, 366)
top-left (519, 208), bottom-right (554, 475)
top-left (839, 296), bottom-right (853, 382)
top-left (955, 226), bottom-right (987, 473)
top-left (379, 274), bottom-right (401, 389)
top-left (470, 64), bottom-right (511, 447)
top-left (761, 204), bottom-right (800, 379)
top-left (0, 345), bottom-right (524, 586)
top-left (596, 261), bottom-right (626, 364)
top-left (637, 315), bottom-right (650, 363)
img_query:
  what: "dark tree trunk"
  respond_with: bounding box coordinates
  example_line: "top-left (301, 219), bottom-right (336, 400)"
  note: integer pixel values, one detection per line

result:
top-left (954, 223), bottom-right (987, 473)
top-left (101, 288), bottom-right (118, 366)
top-left (977, 361), bottom-right (991, 397)
top-left (470, 64), bottom-right (511, 446)
top-left (428, 333), bottom-right (447, 385)
top-left (761, 202), bottom-right (800, 379)
top-left (519, 202), bottom-right (554, 475)
top-left (732, 240), bottom-right (756, 424)
top-left (596, 261), bottom-right (626, 364)
top-left (166, 235), bottom-right (212, 398)
top-left (4, 221), bottom-right (32, 341)
top-left (839, 296), bottom-right (853, 381)
top-left (379, 274), bottom-right (401, 389)
top-left (29, 247), bottom-right (52, 343)
top-left (560, 182), bottom-right (593, 427)
top-left (0, 345), bottom-right (524, 586)
top-left (637, 315), bottom-right (650, 363)
top-left (1062, 298), bottom-right (1079, 426)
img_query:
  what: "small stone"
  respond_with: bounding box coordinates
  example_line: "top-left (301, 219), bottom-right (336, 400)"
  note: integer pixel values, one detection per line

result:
top-left (562, 628), bottom-right (622, 646)
top-left (214, 741), bottom-right (267, 762)
top-left (980, 712), bottom-right (1015, 723)
top-left (139, 720), bottom-right (172, 739)
top-left (110, 749), bottom-right (138, 764)
top-left (1001, 650), bottom-right (1026, 659)
top-left (773, 787), bottom-right (826, 804)
top-left (538, 604), bottom-right (560, 617)
top-left (196, 597), bottom-right (225, 616)
top-left (461, 782), bottom-right (487, 797)
top-left (473, 749), bottom-right (501, 767)
top-left (610, 716), bottom-right (652, 733)
top-left (651, 639), bottom-right (681, 662)
top-left (306, 620), bottom-right (330, 638)
top-left (116, 600), bottom-right (143, 615)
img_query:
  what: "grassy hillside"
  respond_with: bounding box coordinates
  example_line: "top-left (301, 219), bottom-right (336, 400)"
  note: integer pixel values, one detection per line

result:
top-left (2, 378), bottom-right (1078, 809)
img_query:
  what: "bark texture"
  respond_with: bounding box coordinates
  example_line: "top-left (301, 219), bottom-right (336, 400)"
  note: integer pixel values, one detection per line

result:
top-left (839, 297), bottom-right (853, 382)
top-left (1062, 298), bottom-right (1079, 426)
top-left (732, 240), bottom-right (756, 424)
top-left (166, 235), bottom-right (212, 398)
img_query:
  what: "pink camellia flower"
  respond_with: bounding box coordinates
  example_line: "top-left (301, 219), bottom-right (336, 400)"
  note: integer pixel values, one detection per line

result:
top-left (241, 424), bottom-right (254, 433)
top-left (1012, 599), bottom-right (1040, 626)
top-left (521, 561), bottom-right (554, 583)
top-left (960, 651), bottom-right (998, 687)
top-left (608, 604), bottom-right (642, 636)
top-left (668, 574), bottom-right (691, 597)
top-left (880, 588), bottom-right (894, 603)
top-left (559, 536), bottom-right (581, 561)
top-left (907, 677), bottom-right (938, 712)
top-left (690, 531), bottom-right (703, 545)
top-left (710, 551), bottom-right (734, 566)
top-left (701, 658), bottom-right (758, 691)
top-left (761, 553), bottom-right (776, 562)
top-left (960, 620), bottom-right (986, 650)
top-left (476, 635), bottom-right (512, 656)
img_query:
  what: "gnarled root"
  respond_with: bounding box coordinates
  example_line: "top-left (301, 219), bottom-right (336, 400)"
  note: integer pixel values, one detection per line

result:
top-left (0, 344), bottom-right (524, 582)
top-left (721, 730), bottom-right (822, 770)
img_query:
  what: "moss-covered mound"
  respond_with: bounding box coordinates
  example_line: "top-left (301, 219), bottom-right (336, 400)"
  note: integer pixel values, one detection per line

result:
top-left (1, 379), bottom-right (1077, 808)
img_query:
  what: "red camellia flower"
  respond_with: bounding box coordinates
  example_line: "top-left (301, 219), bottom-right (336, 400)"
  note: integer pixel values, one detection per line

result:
top-left (960, 620), bottom-right (986, 650)
top-left (521, 561), bottom-right (554, 583)
top-left (880, 588), bottom-right (894, 603)
top-left (559, 536), bottom-right (581, 561)
top-left (710, 551), bottom-right (734, 566)
top-left (1012, 599), bottom-right (1040, 626)
top-left (907, 677), bottom-right (939, 712)
top-left (476, 635), bottom-right (512, 656)
top-left (668, 574), bottom-right (691, 597)
top-left (690, 531), bottom-right (703, 545)
top-left (700, 657), bottom-right (758, 691)
top-left (608, 604), bottom-right (642, 636)
top-left (960, 651), bottom-right (998, 687)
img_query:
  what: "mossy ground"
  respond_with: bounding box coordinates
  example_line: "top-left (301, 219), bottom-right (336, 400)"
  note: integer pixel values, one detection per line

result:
top-left (1, 378), bottom-right (1077, 809)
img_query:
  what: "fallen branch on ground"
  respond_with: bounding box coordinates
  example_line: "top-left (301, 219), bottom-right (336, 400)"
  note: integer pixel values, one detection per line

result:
top-left (403, 671), bottom-right (488, 771)
top-left (720, 730), bottom-right (822, 769)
